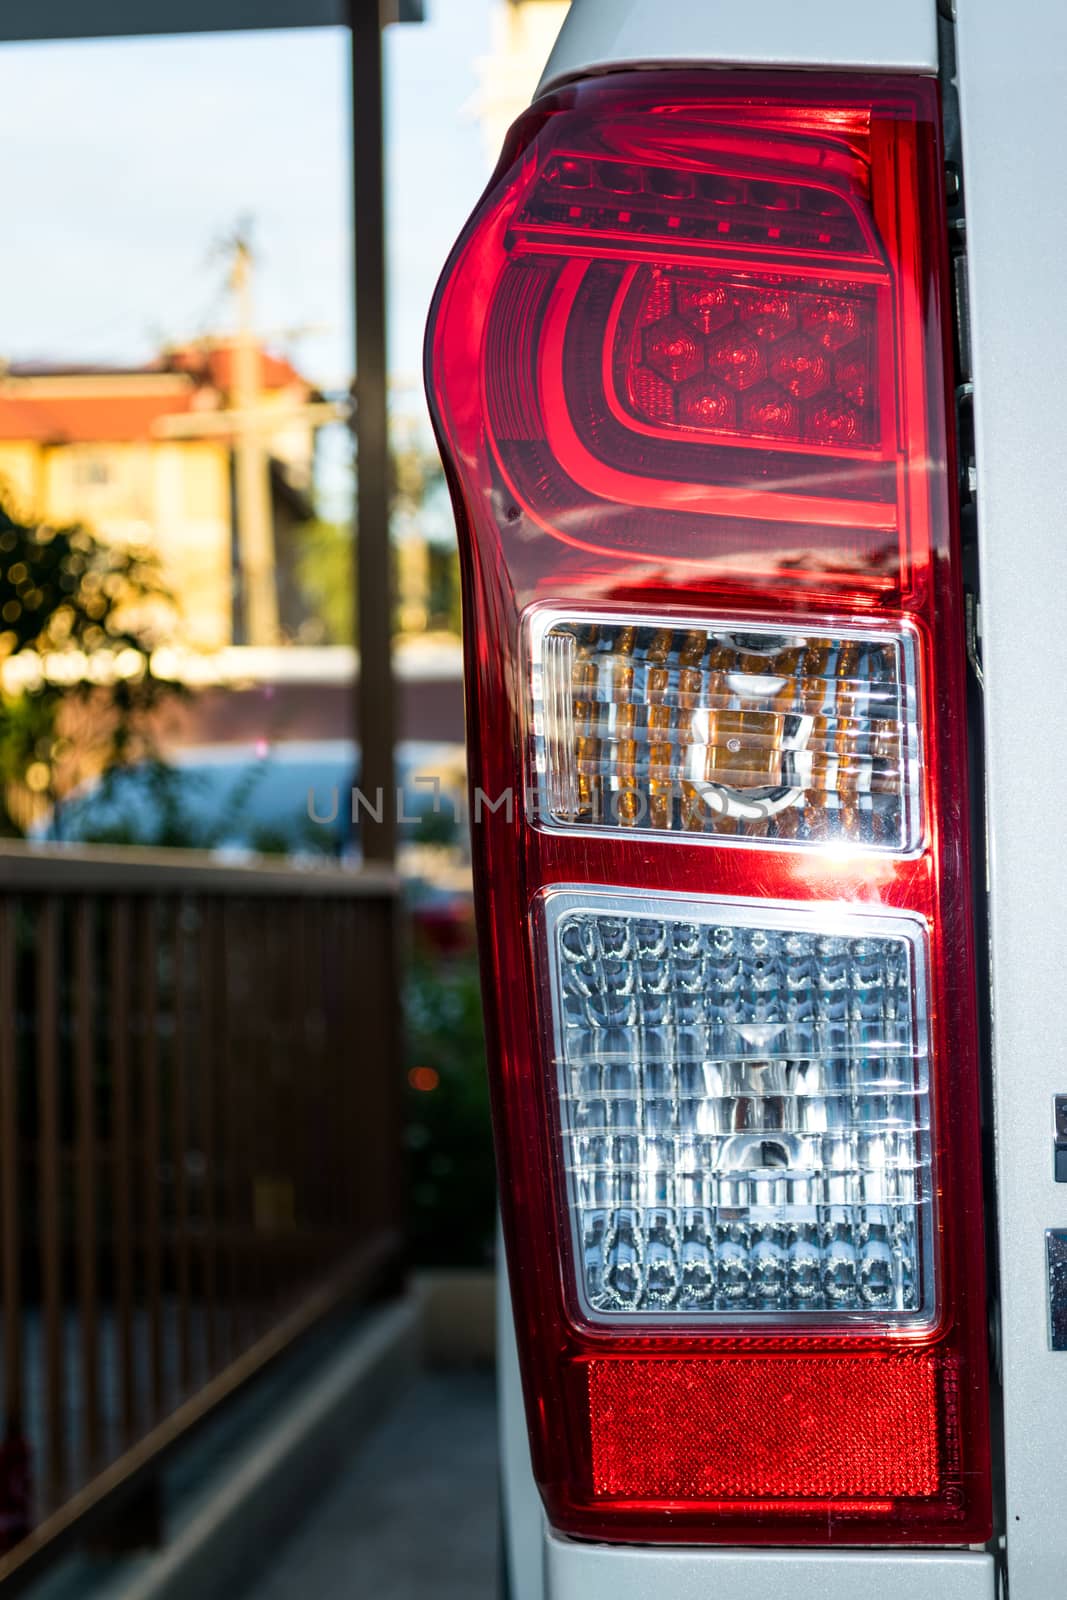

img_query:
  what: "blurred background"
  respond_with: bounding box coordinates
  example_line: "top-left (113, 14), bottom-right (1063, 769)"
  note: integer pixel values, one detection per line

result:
top-left (0, 3), bottom-right (570, 1595)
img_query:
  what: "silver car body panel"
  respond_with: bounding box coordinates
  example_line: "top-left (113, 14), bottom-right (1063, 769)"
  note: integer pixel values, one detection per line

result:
top-left (498, 1240), bottom-right (546, 1600)
top-left (545, 1535), bottom-right (995, 1600)
top-left (956, 1), bottom-right (1067, 1596)
top-left (538, 0), bottom-right (937, 95)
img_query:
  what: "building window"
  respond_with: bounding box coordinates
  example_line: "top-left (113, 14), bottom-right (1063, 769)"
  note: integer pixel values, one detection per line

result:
top-left (73, 454), bottom-right (112, 487)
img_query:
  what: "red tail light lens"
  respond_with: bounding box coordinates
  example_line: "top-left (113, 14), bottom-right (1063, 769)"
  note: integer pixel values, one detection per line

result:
top-left (426, 72), bottom-right (990, 1547)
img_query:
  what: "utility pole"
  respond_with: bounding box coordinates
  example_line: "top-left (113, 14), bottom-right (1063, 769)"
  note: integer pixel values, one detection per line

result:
top-left (229, 235), bottom-right (280, 646)
top-left (159, 239), bottom-right (344, 645)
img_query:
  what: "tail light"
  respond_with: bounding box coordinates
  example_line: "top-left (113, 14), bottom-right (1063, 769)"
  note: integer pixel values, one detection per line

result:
top-left (426, 71), bottom-right (990, 1546)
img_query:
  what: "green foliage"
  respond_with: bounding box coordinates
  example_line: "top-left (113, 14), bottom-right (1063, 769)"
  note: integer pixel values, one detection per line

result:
top-left (293, 424), bottom-right (456, 645)
top-left (0, 495), bottom-right (178, 835)
top-left (412, 804), bottom-right (459, 847)
top-left (404, 950), bottom-right (495, 1267)
top-left (426, 544), bottom-right (462, 637)
top-left (0, 503), bottom-right (167, 657)
top-left (293, 518), bottom-right (353, 646)
top-left (390, 434), bottom-right (446, 523)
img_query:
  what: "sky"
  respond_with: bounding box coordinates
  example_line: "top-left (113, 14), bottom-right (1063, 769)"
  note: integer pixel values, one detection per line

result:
top-left (0, 3), bottom-right (493, 414)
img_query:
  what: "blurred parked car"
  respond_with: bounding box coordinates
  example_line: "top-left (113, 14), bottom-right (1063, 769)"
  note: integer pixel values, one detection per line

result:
top-left (35, 738), bottom-right (473, 937)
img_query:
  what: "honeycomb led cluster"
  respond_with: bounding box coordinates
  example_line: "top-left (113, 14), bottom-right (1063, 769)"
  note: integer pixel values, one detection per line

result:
top-left (618, 266), bottom-right (880, 448)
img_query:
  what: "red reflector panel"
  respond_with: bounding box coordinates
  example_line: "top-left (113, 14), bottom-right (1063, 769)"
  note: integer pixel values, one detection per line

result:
top-left (589, 1357), bottom-right (942, 1502)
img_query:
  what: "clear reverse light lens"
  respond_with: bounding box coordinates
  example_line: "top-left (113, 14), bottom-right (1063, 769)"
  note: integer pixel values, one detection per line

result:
top-left (530, 613), bottom-right (919, 851)
top-left (544, 891), bottom-right (933, 1323)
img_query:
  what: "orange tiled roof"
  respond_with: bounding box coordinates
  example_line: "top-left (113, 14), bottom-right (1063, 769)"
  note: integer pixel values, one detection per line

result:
top-left (0, 385), bottom-right (196, 443)
top-left (167, 341), bottom-right (308, 393)
top-left (0, 343), bottom-right (311, 445)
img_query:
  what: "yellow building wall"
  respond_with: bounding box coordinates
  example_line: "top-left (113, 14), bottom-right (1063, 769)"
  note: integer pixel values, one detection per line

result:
top-left (0, 442), bottom-right (42, 521)
top-left (152, 441), bottom-right (233, 650)
top-left (42, 441), bottom-right (157, 538)
top-left (475, 1), bottom-right (571, 164)
top-left (396, 536), bottom-right (431, 635)
top-left (0, 437), bottom-right (234, 649)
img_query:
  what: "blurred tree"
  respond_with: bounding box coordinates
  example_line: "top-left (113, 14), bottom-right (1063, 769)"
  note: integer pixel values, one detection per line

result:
top-left (427, 543), bottom-right (462, 636)
top-left (293, 517), bottom-right (354, 645)
top-left (293, 419), bottom-right (456, 644)
top-left (405, 950), bottom-right (495, 1267)
top-left (390, 423), bottom-right (446, 523)
top-left (0, 496), bottom-right (178, 836)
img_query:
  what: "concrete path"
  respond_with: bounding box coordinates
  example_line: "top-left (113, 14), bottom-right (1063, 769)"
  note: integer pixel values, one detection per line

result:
top-left (237, 1373), bottom-right (498, 1600)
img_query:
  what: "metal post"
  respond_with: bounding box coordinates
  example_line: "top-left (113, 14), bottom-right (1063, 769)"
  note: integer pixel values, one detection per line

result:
top-left (37, 900), bottom-right (64, 1512)
top-left (351, 0), bottom-right (396, 864)
top-left (0, 901), bottom-right (24, 1480)
top-left (74, 898), bottom-right (101, 1476)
